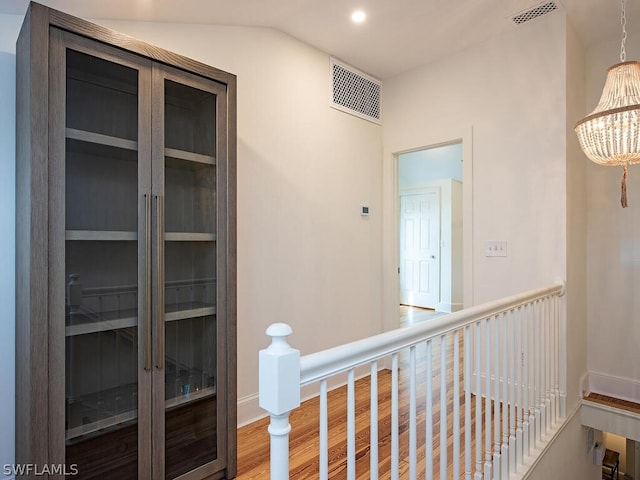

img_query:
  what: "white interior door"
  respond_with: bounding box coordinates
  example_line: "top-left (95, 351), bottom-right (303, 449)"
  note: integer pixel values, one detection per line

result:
top-left (399, 189), bottom-right (441, 309)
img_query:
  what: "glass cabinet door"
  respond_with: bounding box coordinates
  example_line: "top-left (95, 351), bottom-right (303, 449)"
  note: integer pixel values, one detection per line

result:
top-left (62, 42), bottom-right (149, 477)
top-left (159, 72), bottom-right (226, 479)
top-left (52, 29), bottom-right (229, 480)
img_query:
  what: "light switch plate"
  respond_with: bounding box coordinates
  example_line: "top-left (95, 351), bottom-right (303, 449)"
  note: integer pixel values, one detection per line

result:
top-left (486, 240), bottom-right (507, 257)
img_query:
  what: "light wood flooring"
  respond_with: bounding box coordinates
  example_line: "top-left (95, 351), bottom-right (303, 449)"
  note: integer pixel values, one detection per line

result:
top-left (584, 392), bottom-right (640, 415)
top-left (399, 305), bottom-right (446, 326)
top-left (236, 306), bottom-right (488, 480)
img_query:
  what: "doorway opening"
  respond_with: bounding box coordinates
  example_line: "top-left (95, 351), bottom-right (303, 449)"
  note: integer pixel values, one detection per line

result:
top-left (398, 142), bottom-right (463, 317)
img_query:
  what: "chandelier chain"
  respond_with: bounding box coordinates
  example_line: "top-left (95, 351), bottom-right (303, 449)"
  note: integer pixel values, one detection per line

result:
top-left (621, 0), bottom-right (627, 62)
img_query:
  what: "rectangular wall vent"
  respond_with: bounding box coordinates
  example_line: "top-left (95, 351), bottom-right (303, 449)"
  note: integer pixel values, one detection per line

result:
top-left (512, 1), bottom-right (558, 25)
top-left (331, 58), bottom-right (382, 124)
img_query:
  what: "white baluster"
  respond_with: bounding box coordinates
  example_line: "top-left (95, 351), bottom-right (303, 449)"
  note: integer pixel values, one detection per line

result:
top-left (540, 298), bottom-right (549, 436)
top-left (551, 295), bottom-right (558, 424)
top-left (523, 303), bottom-right (531, 458)
top-left (485, 317), bottom-right (493, 479)
top-left (441, 335), bottom-right (448, 480)
top-left (552, 295), bottom-right (557, 422)
top-left (347, 368), bottom-right (355, 480)
top-left (454, 330), bottom-right (461, 480)
top-left (516, 305), bottom-right (524, 469)
top-left (508, 309), bottom-right (516, 475)
top-left (494, 315), bottom-right (502, 480)
top-left (475, 322), bottom-right (483, 480)
top-left (370, 362), bottom-right (378, 480)
top-left (529, 300), bottom-right (536, 451)
top-left (544, 297), bottom-right (551, 434)
top-left (426, 340), bottom-right (433, 480)
top-left (534, 300), bottom-right (541, 447)
top-left (559, 287), bottom-right (567, 418)
top-left (502, 312), bottom-right (510, 480)
top-left (465, 326), bottom-right (472, 480)
top-left (531, 301), bottom-right (537, 448)
top-left (550, 295), bottom-right (557, 425)
top-left (392, 353), bottom-right (399, 480)
top-left (259, 323), bottom-right (301, 480)
top-left (410, 346), bottom-right (417, 480)
top-left (320, 379), bottom-right (328, 480)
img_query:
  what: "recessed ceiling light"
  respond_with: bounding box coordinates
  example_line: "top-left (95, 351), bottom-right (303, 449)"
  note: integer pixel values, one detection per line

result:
top-left (351, 10), bottom-right (366, 24)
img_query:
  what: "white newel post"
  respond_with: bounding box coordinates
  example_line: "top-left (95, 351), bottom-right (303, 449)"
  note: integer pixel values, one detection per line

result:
top-left (259, 323), bottom-right (301, 480)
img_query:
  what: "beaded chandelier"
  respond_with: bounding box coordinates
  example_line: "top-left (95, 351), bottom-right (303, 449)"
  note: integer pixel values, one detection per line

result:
top-left (575, 0), bottom-right (640, 207)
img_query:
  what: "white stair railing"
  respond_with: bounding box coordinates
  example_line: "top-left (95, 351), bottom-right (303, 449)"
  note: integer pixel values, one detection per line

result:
top-left (259, 283), bottom-right (566, 479)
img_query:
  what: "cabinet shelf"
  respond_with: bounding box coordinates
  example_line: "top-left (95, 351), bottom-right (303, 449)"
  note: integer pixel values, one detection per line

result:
top-left (66, 230), bottom-right (137, 241)
top-left (66, 310), bottom-right (137, 337)
top-left (165, 147), bottom-right (216, 166)
top-left (65, 381), bottom-right (138, 442)
top-left (165, 386), bottom-right (216, 410)
top-left (65, 386), bottom-right (216, 441)
top-left (165, 232), bottom-right (216, 242)
top-left (66, 304), bottom-right (215, 337)
top-left (165, 303), bottom-right (216, 322)
top-left (66, 408), bottom-right (138, 442)
top-left (66, 127), bottom-right (137, 151)
top-left (66, 231), bottom-right (215, 242)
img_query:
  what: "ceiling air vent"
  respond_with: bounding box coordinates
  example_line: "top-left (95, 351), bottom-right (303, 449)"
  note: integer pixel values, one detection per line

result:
top-left (512, 1), bottom-right (558, 25)
top-left (331, 58), bottom-right (382, 124)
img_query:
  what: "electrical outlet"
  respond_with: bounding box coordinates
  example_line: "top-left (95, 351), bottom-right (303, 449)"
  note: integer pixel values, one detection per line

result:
top-left (486, 240), bottom-right (508, 257)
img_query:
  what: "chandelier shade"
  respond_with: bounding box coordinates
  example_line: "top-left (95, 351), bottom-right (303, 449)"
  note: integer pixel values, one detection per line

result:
top-left (574, 0), bottom-right (640, 207)
top-left (575, 61), bottom-right (640, 167)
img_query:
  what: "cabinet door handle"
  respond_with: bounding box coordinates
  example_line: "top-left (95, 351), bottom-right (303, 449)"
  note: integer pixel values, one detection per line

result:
top-left (156, 195), bottom-right (165, 370)
top-left (144, 194), bottom-right (152, 372)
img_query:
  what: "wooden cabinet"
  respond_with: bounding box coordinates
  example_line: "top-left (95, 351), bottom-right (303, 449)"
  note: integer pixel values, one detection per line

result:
top-left (16, 3), bottom-right (236, 479)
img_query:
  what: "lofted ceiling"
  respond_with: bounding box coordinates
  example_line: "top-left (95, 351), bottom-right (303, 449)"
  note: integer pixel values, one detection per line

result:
top-left (1, 0), bottom-right (639, 79)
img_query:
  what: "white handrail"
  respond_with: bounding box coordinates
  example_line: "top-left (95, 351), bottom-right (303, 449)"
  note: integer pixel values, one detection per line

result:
top-left (300, 283), bottom-right (564, 385)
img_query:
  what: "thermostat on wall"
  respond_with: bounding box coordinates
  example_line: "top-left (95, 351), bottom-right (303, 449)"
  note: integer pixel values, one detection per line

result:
top-left (361, 205), bottom-right (370, 216)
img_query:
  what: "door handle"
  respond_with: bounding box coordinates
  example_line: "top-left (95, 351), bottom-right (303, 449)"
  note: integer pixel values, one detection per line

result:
top-left (155, 195), bottom-right (164, 370)
top-left (144, 194), bottom-right (152, 371)
top-left (430, 255), bottom-right (436, 259)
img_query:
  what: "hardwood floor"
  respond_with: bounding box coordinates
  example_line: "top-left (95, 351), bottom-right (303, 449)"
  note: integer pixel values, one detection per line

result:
top-left (584, 392), bottom-right (640, 415)
top-left (399, 305), bottom-right (446, 326)
top-left (237, 308), bottom-right (498, 479)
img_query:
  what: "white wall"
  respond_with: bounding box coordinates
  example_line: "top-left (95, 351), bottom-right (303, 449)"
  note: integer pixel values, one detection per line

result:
top-left (0, 13), bottom-right (21, 479)
top-left (382, 12), bottom-right (568, 329)
top-left (383, 27), bottom-right (595, 480)
top-left (565, 13), bottom-right (589, 414)
top-left (0, 14), bottom-right (384, 469)
top-left (525, 408), bottom-right (601, 480)
top-left (585, 28), bottom-right (640, 403)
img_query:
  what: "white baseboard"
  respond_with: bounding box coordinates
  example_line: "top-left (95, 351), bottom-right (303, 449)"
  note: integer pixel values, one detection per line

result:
top-left (588, 371), bottom-right (640, 403)
top-left (237, 383), bottom-right (330, 427)
top-left (237, 392), bottom-right (265, 428)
